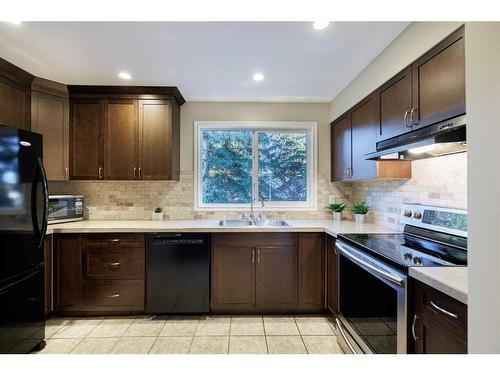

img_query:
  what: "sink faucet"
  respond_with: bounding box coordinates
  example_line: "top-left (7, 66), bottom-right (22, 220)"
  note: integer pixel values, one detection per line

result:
top-left (250, 197), bottom-right (265, 224)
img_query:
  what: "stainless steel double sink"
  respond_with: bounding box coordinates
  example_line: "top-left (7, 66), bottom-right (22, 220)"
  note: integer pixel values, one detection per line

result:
top-left (217, 219), bottom-right (290, 227)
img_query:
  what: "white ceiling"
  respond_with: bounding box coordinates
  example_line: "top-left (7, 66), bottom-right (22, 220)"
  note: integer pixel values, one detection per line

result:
top-left (0, 22), bottom-right (409, 102)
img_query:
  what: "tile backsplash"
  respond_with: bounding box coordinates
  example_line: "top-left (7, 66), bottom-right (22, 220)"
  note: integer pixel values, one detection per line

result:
top-left (49, 172), bottom-right (351, 221)
top-left (49, 153), bottom-right (466, 229)
top-left (350, 152), bottom-right (467, 230)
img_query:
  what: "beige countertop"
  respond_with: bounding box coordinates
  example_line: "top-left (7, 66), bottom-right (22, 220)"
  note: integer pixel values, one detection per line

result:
top-left (46, 219), bottom-right (394, 237)
top-left (409, 266), bottom-right (468, 304)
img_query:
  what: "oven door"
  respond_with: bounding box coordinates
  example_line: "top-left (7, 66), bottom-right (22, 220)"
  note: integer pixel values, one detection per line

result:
top-left (335, 240), bottom-right (408, 354)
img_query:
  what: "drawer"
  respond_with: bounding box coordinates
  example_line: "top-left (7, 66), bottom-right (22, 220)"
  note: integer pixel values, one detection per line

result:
top-left (84, 234), bottom-right (145, 248)
top-left (213, 232), bottom-right (297, 248)
top-left (85, 247), bottom-right (145, 280)
top-left (414, 280), bottom-right (467, 340)
top-left (84, 279), bottom-right (144, 311)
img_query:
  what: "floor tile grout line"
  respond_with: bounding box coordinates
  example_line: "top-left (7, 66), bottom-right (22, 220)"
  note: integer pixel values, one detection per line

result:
top-left (294, 316), bottom-right (309, 354)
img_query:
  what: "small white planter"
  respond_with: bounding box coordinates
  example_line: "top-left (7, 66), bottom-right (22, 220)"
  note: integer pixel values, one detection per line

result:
top-left (354, 214), bottom-right (366, 225)
top-left (152, 212), bottom-right (164, 221)
top-left (332, 212), bottom-right (343, 222)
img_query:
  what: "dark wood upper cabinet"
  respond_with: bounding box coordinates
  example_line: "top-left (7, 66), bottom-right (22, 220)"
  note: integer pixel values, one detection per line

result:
top-left (103, 100), bottom-right (138, 180)
top-left (326, 235), bottom-right (337, 317)
top-left (331, 114), bottom-right (351, 182)
top-left (69, 99), bottom-right (103, 180)
top-left (68, 86), bottom-right (183, 181)
top-left (0, 57), bottom-right (33, 131)
top-left (256, 246), bottom-right (297, 311)
top-left (298, 233), bottom-right (325, 312)
top-left (411, 27), bottom-right (465, 128)
top-left (351, 93), bottom-right (378, 180)
top-left (378, 66), bottom-right (413, 142)
top-left (31, 78), bottom-right (69, 181)
top-left (211, 245), bottom-right (256, 312)
top-left (139, 99), bottom-right (180, 180)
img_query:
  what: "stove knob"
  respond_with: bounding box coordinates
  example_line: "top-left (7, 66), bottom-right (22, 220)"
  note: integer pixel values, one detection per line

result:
top-left (413, 211), bottom-right (422, 219)
top-left (403, 253), bottom-right (413, 261)
top-left (413, 257), bottom-right (422, 265)
top-left (404, 210), bottom-right (412, 217)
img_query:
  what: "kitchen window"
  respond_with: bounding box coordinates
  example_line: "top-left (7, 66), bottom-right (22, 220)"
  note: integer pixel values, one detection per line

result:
top-left (194, 122), bottom-right (317, 211)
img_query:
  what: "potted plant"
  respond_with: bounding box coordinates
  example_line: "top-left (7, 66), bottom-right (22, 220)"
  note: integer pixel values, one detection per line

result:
top-left (351, 201), bottom-right (369, 224)
top-left (325, 202), bottom-right (346, 222)
top-left (152, 206), bottom-right (164, 221)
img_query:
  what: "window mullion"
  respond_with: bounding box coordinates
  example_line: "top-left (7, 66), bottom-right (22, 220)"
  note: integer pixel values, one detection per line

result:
top-left (252, 130), bottom-right (259, 201)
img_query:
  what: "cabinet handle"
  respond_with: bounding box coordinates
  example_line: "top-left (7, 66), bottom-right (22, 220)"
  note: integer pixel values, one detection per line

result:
top-left (108, 261), bottom-right (120, 267)
top-left (138, 167), bottom-right (142, 180)
top-left (65, 167), bottom-right (69, 180)
top-left (344, 168), bottom-right (349, 179)
top-left (98, 167), bottom-right (103, 179)
top-left (403, 111), bottom-right (410, 127)
top-left (108, 294), bottom-right (120, 298)
top-left (257, 249), bottom-right (260, 263)
top-left (409, 108), bottom-right (417, 126)
top-left (252, 249), bottom-right (255, 263)
top-left (107, 239), bottom-right (120, 244)
top-left (412, 314), bottom-right (420, 341)
top-left (430, 301), bottom-right (459, 319)
top-left (133, 167), bottom-right (137, 179)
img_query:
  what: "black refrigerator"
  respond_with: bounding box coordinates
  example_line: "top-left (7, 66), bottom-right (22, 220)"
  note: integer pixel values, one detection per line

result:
top-left (0, 124), bottom-right (48, 354)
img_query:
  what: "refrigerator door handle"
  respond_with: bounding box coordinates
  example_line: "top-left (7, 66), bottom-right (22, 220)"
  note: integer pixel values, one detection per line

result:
top-left (31, 158), bottom-right (49, 250)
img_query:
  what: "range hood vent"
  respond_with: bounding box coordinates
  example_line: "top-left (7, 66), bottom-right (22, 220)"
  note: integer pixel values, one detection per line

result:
top-left (365, 115), bottom-right (466, 161)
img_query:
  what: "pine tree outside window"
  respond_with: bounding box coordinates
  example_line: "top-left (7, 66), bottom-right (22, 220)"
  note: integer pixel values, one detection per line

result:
top-left (194, 122), bottom-right (317, 211)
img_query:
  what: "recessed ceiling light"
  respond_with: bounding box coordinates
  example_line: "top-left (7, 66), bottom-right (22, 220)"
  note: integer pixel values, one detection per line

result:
top-left (313, 21), bottom-right (330, 30)
top-left (252, 72), bottom-right (264, 82)
top-left (118, 71), bottom-right (132, 80)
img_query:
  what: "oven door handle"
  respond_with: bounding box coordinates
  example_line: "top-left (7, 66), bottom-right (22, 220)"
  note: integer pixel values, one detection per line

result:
top-left (336, 241), bottom-right (406, 287)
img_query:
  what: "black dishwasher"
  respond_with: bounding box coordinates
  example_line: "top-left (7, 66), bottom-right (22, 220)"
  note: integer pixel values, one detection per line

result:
top-left (146, 233), bottom-right (210, 314)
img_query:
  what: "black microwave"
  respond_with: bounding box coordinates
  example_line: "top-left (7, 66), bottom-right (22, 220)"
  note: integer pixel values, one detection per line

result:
top-left (48, 195), bottom-right (84, 224)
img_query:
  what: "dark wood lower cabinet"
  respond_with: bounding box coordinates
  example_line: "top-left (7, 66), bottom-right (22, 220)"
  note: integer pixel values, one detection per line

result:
top-left (326, 235), bottom-right (337, 317)
top-left (411, 280), bottom-right (467, 354)
top-left (55, 234), bottom-right (145, 315)
top-left (298, 233), bottom-right (325, 312)
top-left (43, 235), bottom-right (53, 317)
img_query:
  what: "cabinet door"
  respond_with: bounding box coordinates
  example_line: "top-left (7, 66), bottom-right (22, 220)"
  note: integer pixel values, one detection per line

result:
top-left (138, 100), bottom-right (174, 180)
top-left (331, 114), bottom-right (351, 182)
top-left (411, 27), bottom-right (465, 128)
top-left (351, 93), bottom-right (378, 180)
top-left (0, 79), bottom-right (30, 130)
top-left (378, 66), bottom-right (413, 142)
top-left (54, 235), bottom-right (83, 312)
top-left (326, 235), bottom-right (337, 316)
top-left (103, 100), bottom-right (138, 180)
top-left (43, 235), bottom-right (52, 317)
top-left (70, 99), bottom-right (103, 179)
top-left (413, 312), bottom-right (467, 354)
top-left (256, 247), bottom-right (297, 311)
top-left (211, 246), bottom-right (256, 312)
top-left (298, 233), bottom-right (325, 312)
top-left (31, 92), bottom-right (69, 181)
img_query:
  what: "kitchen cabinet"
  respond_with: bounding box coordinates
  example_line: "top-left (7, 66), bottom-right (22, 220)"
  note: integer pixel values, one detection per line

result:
top-left (212, 233), bottom-right (302, 313)
top-left (331, 92), bottom-right (411, 182)
top-left (0, 57), bottom-right (33, 131)
top-left (55, 233), bottom-right (145, 315)
top-left (69, 99), bottom-right (103, 179)
top-left (68, 86), bottom-right (184, 181)
top-left (31, 78), bottom-right (70, 181)
top-left (298, 233), bottom-right (325, 312)
top-left (326, 235), bottom-right (337, 317)
top-left (411, 280), bottom-right (467, 354)
top-left (43, 235), bottom-right (53, 317)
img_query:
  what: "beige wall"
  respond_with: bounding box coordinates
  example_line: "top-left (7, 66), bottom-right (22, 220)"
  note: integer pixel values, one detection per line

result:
top-left (465, 22), bottom-right (500, 353)
top-left (181, 101), bottom-right (332, 174)
top-left (329, 21), bottom-right (463, 122)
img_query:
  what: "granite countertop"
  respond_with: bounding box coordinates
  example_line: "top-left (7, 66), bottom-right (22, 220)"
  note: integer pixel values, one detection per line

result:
top-left (46, 219), bottom-right (395, 237)
top-left (409, 267), bottom-right (468, 304)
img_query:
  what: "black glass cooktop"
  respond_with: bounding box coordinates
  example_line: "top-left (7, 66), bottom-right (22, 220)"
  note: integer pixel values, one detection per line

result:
top-left (337, 232), bottom-right (467, 269)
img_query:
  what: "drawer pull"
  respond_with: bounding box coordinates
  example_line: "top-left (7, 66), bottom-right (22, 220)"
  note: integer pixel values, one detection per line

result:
top-left (107, 239), bottom-right (120, 244)
top-left (108, 294), bottom-right (120, 298)
top-left (108, 261), bottom-right (121, 267)
top-left (430, 301), bottom-right (459, 319)
top-left (412, 314), bottom-right (420, 341)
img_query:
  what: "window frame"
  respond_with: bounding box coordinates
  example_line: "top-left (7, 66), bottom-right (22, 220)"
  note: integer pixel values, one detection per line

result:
top-left (194, 121), bottom-right (318, 211)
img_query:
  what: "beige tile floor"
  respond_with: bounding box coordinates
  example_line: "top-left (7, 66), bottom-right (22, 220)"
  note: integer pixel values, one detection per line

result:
top-left (35, 315), bottom-right (344, 354)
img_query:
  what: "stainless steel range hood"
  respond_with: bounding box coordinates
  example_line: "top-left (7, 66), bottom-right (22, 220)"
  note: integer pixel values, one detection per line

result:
top-left (365, 115), bottom-right (466, 161)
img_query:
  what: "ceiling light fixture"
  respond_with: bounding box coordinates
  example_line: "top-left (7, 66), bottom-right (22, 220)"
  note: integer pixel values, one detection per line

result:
top-left (118, 71), bottom-right (132, 80)
top-left (252, 72), bottom-right (264, 82)
top-left (313, 21), bottom-right (330, 30)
